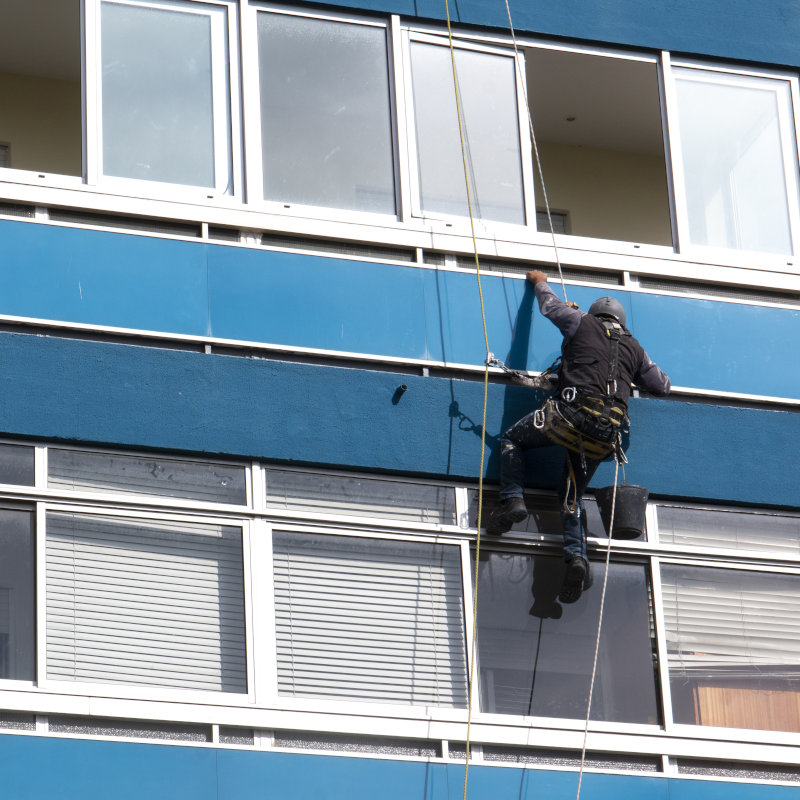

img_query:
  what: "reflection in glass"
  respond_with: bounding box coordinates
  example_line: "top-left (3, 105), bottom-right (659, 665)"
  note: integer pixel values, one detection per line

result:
top-left (675, 71), bottom-right (797, 254)
top-left (0, 444), bottom-right (35, 486)
top-left (0, 509), bottom-right (35, 680)
top-left (662, 564), bottom-right (800, 732)
top-left (410, 42), bottom-right (525, 224)
top-left (476, 551), bottom-right (659, 723)
top-left (101, 1), bottom-right (225, 188)
top-left (258, 14), bottom-right (395, 213)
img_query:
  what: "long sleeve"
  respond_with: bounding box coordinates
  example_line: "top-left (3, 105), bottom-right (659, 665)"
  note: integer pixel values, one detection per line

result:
top-left (534, 282), bottom-right (584, 341)
top-left (635, 352), bottom-right (671, 396)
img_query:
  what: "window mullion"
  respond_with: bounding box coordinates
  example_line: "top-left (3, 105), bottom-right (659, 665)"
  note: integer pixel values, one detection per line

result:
top-left (391, 15), bottom-right (413, 224)
top-left (649, 555), bottom-right (675, 731)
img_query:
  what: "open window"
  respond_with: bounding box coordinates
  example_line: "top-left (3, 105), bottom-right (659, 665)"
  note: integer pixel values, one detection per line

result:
top-left (94, 0), bottom-right (237, 196)
top-left (524, 46), bottom-right (672, 247)
top-left (0, 0), bottom-right (82, 179)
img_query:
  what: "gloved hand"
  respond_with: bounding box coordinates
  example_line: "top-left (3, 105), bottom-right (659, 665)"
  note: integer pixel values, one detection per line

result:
top-left (526, 270), bottom-right (548, 285)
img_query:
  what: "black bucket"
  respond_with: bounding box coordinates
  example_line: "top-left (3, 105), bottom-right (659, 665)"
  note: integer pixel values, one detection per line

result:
top-left (594, 484), bottom-right (649, 539)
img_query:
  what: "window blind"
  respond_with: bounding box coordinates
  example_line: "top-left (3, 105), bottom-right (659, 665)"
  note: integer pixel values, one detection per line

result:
top-left (273, 532), bottom-right (467, 707)
top-left (48, 449), bottom-right (247, 505)
top-left (661, 564), bottom-right (800, 678)
top-left (657, 506), bottom-right (800, 556)
top-left (46, 512), bottom-right (246, 693)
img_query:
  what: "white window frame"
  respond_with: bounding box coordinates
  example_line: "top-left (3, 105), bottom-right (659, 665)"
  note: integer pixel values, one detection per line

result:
top-left (241, 3), bottom-right (401, 225)
top-left (663, 55), bottom-right (800, 270)
top-left (37, 502), bottom-right (256, 705)
top-left (84, 0), bottom-right (242, 202)
top-left (401, 30), bottom-right (536, 238)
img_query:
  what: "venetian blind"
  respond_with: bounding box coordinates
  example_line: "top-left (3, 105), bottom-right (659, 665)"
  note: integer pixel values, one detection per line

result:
top-left (273, 532), bottom-right (468, 707)
top-left (661, 564), bottom-right (800, 678)
top-left (46, 512), bottom-right (247, 692)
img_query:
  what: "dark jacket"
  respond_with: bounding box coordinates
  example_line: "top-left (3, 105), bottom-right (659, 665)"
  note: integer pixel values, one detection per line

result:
top-left (535, 283), bottom-right (670, 411)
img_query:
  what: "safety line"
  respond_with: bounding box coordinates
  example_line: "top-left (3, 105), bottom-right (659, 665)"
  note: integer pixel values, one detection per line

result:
top-left (442, 3), bottom-right (492, 800)
top-left (502, 0), bottom-right (569, 304)
top-left (575, 459), bottom-right (620, 800)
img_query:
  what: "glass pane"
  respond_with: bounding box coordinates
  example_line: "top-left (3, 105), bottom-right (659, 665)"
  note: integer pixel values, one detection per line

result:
top-left (258, 13), bottom-right (395, 214)
top-left (468, 490), bottom-right (605, 538)
top-left (476, 551), bottom-right (659, 724)
top-left (675, 70), bottom-right (796, 254)
top-left (101, 1), bottom-right (224, 188)
top-left (273, 532), bottom-right (467, 707)
top-left (657, 505), bottom-right (800, 556)
top-left (0, 509), bottom-right (35, 680)
top-left (662, 564), bottom-right (800, 732)
top-left (266, 470), bottom-right (456, 525)
top-left (47, 512), bottom-right (246, 692)
top-left (410, 42), bottom-right (525, 224)
top-left (0, 444), bottom-right (34, 486)
top-left (48, 449), bottom-right (247, 504)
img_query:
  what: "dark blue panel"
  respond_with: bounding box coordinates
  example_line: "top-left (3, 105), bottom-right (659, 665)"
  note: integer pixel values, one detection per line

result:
top-left (320, 0), bottom-right (800, 69)
top-left (0, 333), bottom-right (796, 509)
top-left (0, 220), bottom-right (209, 336)
top-left (0, 735), bottom-right (217, 800)
top-left (207, 245), bottom-right (430, 359)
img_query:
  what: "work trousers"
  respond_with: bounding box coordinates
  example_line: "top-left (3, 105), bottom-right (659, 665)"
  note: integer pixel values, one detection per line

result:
top-left (498, 409), bottom-right (601, 561)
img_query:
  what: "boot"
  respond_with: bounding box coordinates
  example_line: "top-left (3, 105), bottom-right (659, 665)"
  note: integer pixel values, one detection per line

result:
top-left (486, 496), bottom-right (527, 535)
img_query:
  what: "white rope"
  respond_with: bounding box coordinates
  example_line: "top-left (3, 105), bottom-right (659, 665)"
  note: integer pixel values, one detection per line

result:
top-left (502, 0), bottom-right (568, 304)
top-left (575, 456), bottom-right (620, 800)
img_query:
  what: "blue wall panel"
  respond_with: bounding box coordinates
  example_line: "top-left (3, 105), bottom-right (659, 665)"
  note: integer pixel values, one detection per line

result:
top-left (0, 220), bottom-right (210, 336)
top-left (0, 332), bottom-right (796, 508)
top-left (318, 0), bottom-right (800, 69)
top-left (0, 736), bottom-right (797, 800)
top-left (2, 222), bottom-right (799, 402)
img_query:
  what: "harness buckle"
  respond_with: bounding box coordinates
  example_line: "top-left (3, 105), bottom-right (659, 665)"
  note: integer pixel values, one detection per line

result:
top-left (561, 386), bottom-right (577, 403)
top-left (533, 408), bottom-right (546, 429)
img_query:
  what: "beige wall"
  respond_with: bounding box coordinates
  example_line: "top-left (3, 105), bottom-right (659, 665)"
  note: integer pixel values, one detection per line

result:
top-left (535, 142), bottom-right (673, 246)
top-left (0, 72), bottom-right (81, 176)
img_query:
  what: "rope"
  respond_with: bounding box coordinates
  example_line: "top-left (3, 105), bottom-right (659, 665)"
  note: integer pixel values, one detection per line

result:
top-left (442, 5), bottom-right (493, 800)
top-left (575, 454), bottom-right (620, 800)
top-left (501, 0), bottom-right (569, 304)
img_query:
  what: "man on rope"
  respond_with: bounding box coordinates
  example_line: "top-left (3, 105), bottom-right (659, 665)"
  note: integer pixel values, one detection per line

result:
top-left (487, 269), bottom-right (670, 603)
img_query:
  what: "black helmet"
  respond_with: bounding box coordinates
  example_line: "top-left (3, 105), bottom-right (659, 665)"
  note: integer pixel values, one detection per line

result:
top-left (588, 297), bottom-right (626, 326)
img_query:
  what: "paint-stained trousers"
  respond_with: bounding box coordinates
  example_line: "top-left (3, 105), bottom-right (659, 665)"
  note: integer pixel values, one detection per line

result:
top-left (498, 410), bottom-right (601, 561)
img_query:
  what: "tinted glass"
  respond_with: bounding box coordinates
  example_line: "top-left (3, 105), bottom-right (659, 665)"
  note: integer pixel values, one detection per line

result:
top-left (258, 13), bottom-right (395, 213)
top-left (410, 42), bottom-right (525, 224)
top-left (0, 508), bottom-right (35, 680)
top-left (102, 1), bottom-right (223, 188)
top-left (476, 551), bottom-right (659, 724)
top-left (0, 444), bottom-right (34, 486)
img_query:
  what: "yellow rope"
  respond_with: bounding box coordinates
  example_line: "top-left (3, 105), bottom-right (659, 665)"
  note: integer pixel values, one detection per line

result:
top-left (442, 3), bottom-right (491, 799)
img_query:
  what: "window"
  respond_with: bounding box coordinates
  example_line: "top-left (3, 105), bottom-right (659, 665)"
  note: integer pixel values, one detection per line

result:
top-left (0, 1), bottom-right (82, 177)
top-left (273, 531), bottom-right (468, 707)
top-left (97, 0), bottom-right (234, 193)
top-left (46, 511), bottom-right (247, 692)
top-left (524, 47), bottom-right (671, 246)
top-left (253, 10), bottom-right (395, 214)
top-left (406, 35), bottom-right (530, 225)
top-left (0, 508), bottom-right (35, 681)
top-left (662, 563), bottom-right (800, 733)
top-left (670, 67), bottom-right (800, 255)
top-left (476, 551), bottom-right (659, 724)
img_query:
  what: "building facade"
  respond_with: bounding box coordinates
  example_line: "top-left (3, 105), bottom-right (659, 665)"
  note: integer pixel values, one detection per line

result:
top-left (0, 0), bottom-right (799, 797)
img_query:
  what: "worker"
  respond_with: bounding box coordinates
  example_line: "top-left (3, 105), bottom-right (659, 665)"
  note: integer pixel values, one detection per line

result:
top-left (487, 270), bottom-right (670, 603)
